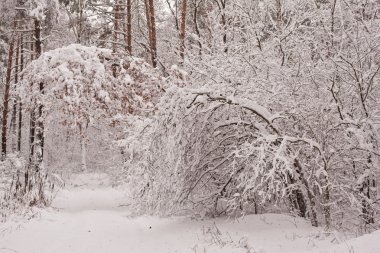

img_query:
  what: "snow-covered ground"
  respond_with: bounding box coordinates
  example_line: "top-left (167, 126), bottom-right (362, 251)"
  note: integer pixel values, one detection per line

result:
top-left (0, 173), bottom-right (379, 253)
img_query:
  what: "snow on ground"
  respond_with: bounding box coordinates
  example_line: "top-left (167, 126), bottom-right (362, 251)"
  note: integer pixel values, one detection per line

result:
top-left (0, 173), bottom-right (379, 253)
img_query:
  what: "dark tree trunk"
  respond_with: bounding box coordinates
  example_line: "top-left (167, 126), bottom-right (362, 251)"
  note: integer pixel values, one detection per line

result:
top-left (17, 33), bottom-right (24, 152)
top-left (361, 177), bottom-right (375, 225)
top-left (146, 0), bottom-right (157, 68)
top-left (294, 158), bottom-right (318, 227)
top-left (1, 21), bottom-right (16, 158)
top-left (113, 0), bottom-right (120, 77)
top-left (179, 0), bottom-right (187, 62)
top-left (123, 0), bottom-right (132, 54)
top-left (10, 36), bottom-right (20, 152)
top-left (30, 19), bottom-right (44, 167)
top-left (29, 34), bottom-right (35, 163)
top-left (288, 174), bottom-right (307, 218)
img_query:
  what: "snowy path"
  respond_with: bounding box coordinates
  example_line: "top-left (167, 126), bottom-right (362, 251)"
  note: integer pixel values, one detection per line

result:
top-left (1, 173), bottom-right (379, 253)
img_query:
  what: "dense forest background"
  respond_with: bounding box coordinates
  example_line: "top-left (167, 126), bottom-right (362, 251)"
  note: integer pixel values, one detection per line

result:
top-left (0, 0), bottom-right (379, 235)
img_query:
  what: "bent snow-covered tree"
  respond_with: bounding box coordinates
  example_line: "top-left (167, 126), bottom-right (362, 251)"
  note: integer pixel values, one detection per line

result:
top-left (124, 76), bottom-right (379, 229)
top-left (16, 44), bottom-right (165, 171)
top-left (123, 83), bottom-right (320, 224)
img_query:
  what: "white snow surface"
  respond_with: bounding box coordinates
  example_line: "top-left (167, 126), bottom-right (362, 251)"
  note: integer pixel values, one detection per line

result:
top-left (1, 173), bottom-right (379, 253)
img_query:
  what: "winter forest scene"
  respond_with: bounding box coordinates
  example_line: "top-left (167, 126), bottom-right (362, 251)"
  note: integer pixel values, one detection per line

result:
top-left (0, 0), bottom-right (380, 252)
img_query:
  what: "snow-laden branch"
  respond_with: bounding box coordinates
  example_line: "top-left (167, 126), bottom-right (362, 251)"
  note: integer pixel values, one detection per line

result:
top-left (190, 91), bottom-right (280, 134)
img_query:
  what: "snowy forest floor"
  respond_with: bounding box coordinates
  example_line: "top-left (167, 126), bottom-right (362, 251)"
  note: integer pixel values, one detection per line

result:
top-left (1, 173), bottom-right (379, 253)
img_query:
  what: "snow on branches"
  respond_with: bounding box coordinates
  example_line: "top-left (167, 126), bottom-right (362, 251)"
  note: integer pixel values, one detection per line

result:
top-left (123, 84), bottom-right (323, 223)
top-left (24, 0), bottom-right (59, 21)
top-left (16, 44), bottom-right (165, 129)
top-left (123, 68), bottom-right (379, 229)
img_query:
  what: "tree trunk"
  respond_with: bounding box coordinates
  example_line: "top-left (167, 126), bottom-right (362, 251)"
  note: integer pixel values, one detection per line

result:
top-left (219, 0), bottom-right (227, 53)
top-left (321, 164), bottom-right (331, 228)
top-left (31, 18), bottom-right (44, 168)
top-left (144, 0), bottom-right (152, 48)
top-left (145, 0), bottom-right (157, 68)
top-left (123, 0), bottom-right (132, 54)
top-left (193, 0), bottom-right (202, 55)
top-left (77, 0), bottom-right (84, 43)
top-left (29, 34), bottom-right (35, 163)
top-left (113, 0), bottom-right (120, 77)
top-left (179, 0), bottom-right (187, 62)
top-left (1, 21), bottom-right (16, 159)
top-left (322, 184), bottom-right (331, 228)
top-left (113, 0), bottom-right (119, 52)
top-left (294, 158), bottom-right (318, 227)
top-left (288, 173), bottom-right (307, 218)
top-left (360, 176), bottom-right (375, 225)
top-left (79, 123), bottom-right (87, 171)
top-left (17, 33), bottom-right (24, 152)
top-left (10, 36), bottom-right (20, 152)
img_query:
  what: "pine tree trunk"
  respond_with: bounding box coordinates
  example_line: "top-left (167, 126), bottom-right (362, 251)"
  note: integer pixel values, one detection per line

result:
top-left (122, 0), bottom-right (132, 54)
top-left (144, 0), bottom-right (153, 65)
top-left (31, 18), bottom-right (44, 168)
top-left (17, 33), bottom-right (24, 152)
top-left (29, 34), bottom-right (35, 163)
top-left (127, 0), bottom-right (132, 54)
top-left (147, 0), bottom-right (157, 68)
top-left (114, 0), bottom-right (119, 52)
top-left (179, 0), bottom-right (187, 62)
top-left (10, 36), bottom-right (20, 152)
top-left (113, 0), bottom-right (120, 77)
top-left (149, 0), bottom-right (157, 67)
top-left (77, 0), bottom-right (84, 43)
top-left (1, 21), bottom-right (16, 158)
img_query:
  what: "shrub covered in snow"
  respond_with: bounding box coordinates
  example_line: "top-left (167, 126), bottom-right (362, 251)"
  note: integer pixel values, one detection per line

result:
top-left (123, 75), bottom-right (380, 231)
top-left (0, 155), bottom-right (61, 221)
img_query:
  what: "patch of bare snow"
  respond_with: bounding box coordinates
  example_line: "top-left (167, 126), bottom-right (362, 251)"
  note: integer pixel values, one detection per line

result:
top-left (1, 173), bottom-right (379, 253)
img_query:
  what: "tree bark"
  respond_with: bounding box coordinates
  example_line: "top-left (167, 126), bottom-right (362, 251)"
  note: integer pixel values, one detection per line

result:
top-left (113, 0), bottom-right (120, 77)
top-left (123, 0), bottom-right (132, 54)
top-left (79, 122), bottom-right (87, 171)
top-left (17, 33), bottom-right (24, 153)
top-left (29, 34), bottom-right (35, 163)
top-left (321, 162), bottom-right (331, 228)
top-left (193, 0), bottom-right (202, 55)
top-left (144, 0), bottom-right (152, 46)
top-left (217, 0), bottom-right (228, 53)
top-left (113, 0), bottom-right (119, 53)
top-left (10, 36), bottom-right (20, 152)
top-left (31, 18), bottom-right (44, 168)
top-left (145, 0), bottom-right (157, 68)
top-left (179, 0), bottom-right (187, 62)
top-left (288, 172), bottom-right (307, 218)
top-left (1, 21), bottom-right (16, 158)
top-left (294, 158), bottom-right (318, 227)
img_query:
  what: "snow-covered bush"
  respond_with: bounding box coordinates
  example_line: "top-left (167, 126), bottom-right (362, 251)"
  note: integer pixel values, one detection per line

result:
top-left (124, 66), bottom-right (379, 231)
top-left (123, 82), bottom-right (313, 218)
top-left (132, 0), bottom-right (380, 232)
top-left (25, 0), bottom-right (59, 21)
top-left (0, 154), bottom-right (61, 221)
